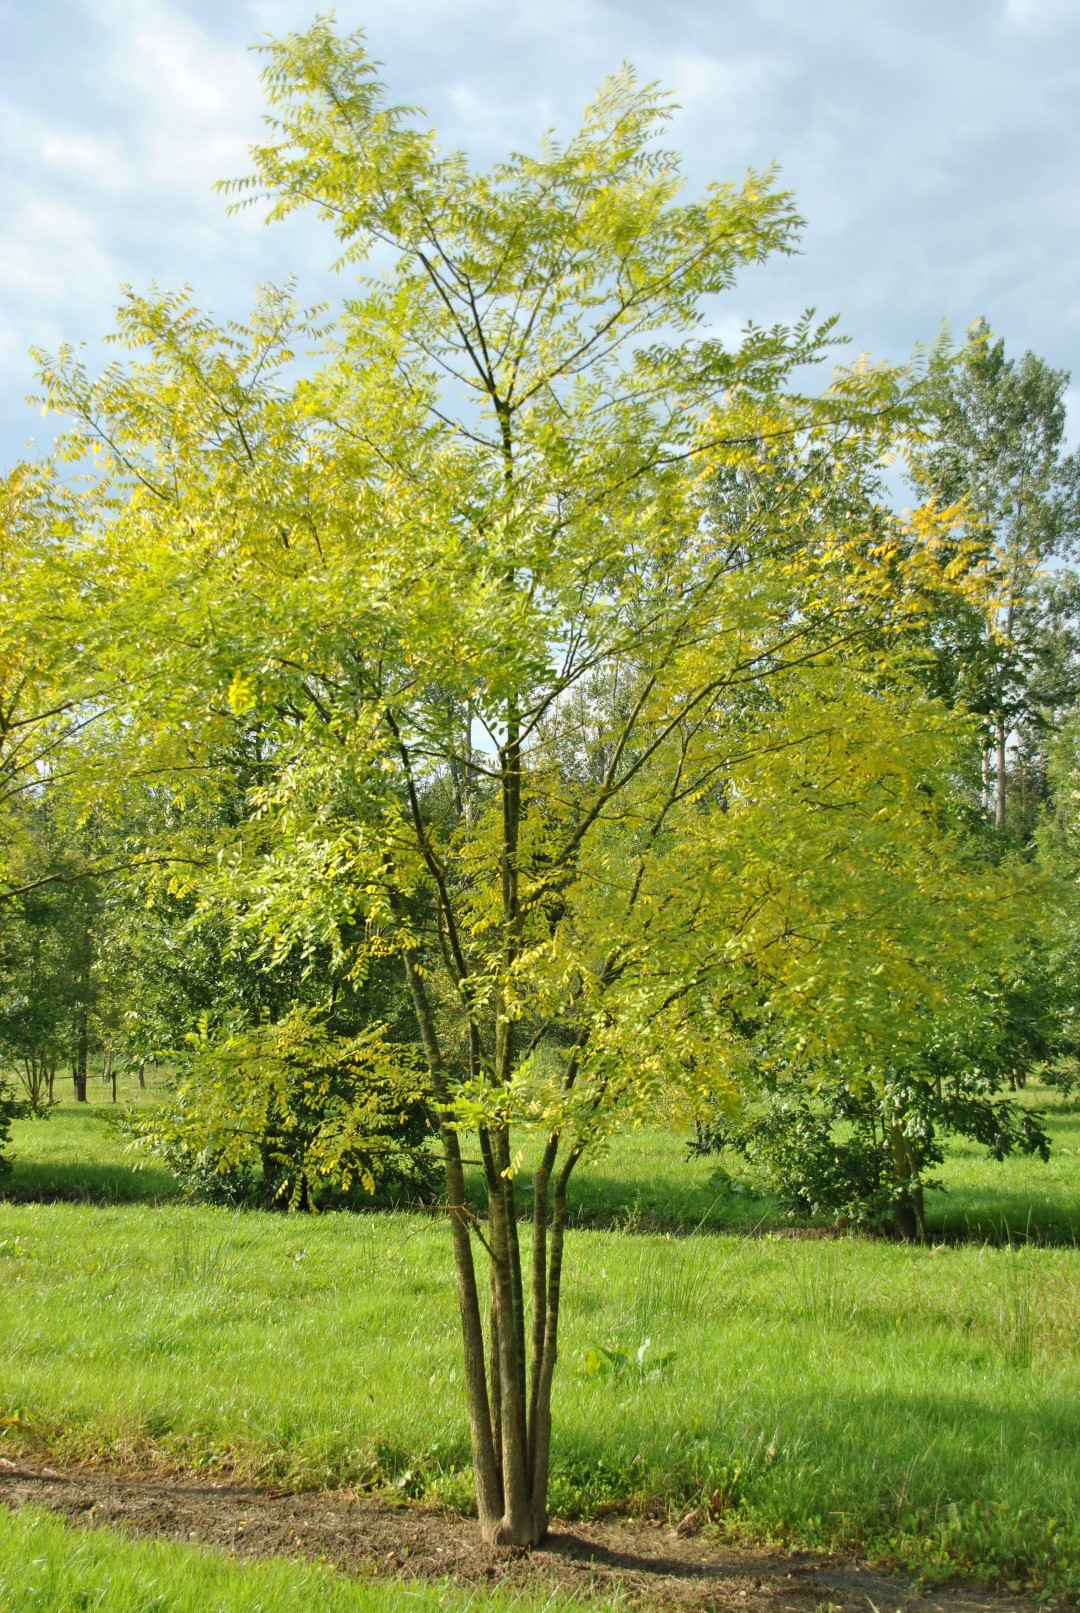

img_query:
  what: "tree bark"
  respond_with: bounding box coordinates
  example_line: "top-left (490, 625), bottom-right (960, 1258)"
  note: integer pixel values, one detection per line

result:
top-left (890, 1122), bottom-right (925, 1242)
top-left (994, 711), bottom-right (1007, 830)
top-left (73, 1014), bottom-right (89, 1103)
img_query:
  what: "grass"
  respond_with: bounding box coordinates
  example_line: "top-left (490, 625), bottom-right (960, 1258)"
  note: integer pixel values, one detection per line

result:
top-left (4, 1066), bottom-right (180, 1205)
top-left (0, 1504), bottom-right (608, 1613)
top-left (929, 1088), bottom-right (1080, 1244)
top-left (494, 1084), bottom-right (1080, 1243)
top-left (1, 1199), bottom-right (1079, 1595)
top-left (9, 1078), bottom-right (1080, 1243)
top-left (3, 1074), bottom-right (1080, 1594)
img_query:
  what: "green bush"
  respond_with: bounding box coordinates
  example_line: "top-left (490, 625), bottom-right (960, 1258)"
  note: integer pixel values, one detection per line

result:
top-left (693, 1076), bottom-right (1050, 1238)
top-left (0, 1075), bottom-right (18, 1180)
top-left (125, 1006), bottom-right (437, 1210)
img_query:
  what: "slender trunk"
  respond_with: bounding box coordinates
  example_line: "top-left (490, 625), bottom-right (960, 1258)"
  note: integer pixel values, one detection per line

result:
top-left (396, 942), bottom-right (503, 1535)
top-left (994, 712), bottom-right (1007, 830)
top-left (528, 1134), bottom-right (559, 1472)
top-left (138, 1060), bottom-right (146, 1090)
top-left (890, 1122), bottom-right (925, 1242)
top-left (74, 1015), bottom-right (89, 1103)
top-left (486, 1158), bottom-right (532, 1542)
top-left (528, 1145), bottom-right (578, 1536)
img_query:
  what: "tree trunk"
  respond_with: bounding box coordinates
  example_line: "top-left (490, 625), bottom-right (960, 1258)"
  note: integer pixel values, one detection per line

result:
top-left (386, 674), bottom-right (577, 1545)
top-left (890, 1122), bottom-right (925, 1242)
top-left (994, 711), bottom-right (1007, 830)
top-left (138, 1059), bottom-right (146, 1090)
top-left (397, 934), bottom-right (574, 1546)
top-left (74, 1015), bottom-right (89, 1103)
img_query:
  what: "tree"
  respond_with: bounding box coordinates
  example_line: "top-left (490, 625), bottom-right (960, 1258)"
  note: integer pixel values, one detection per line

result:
top-left (0, 800), bottom-right (102, 1111)
top-left (35, 21), bottom-right (1034, 1544)
top-left (0, 466), bottom-right (96, 905)
top-left (910, 320), bottom-right (1080, 831)
top-left (692, 951), bottom-right (1058, 1240)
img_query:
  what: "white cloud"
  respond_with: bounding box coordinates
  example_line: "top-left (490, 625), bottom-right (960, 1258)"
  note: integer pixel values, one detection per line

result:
top-left (1004, 0), bottom-right (1077, 33)
top-left (39, 132), bottom-right (131, 188)
top-left (1, 0), bottom-right (1078, 460)
top-left (107, 0), bottom-right (262, 193)
top-left (0, 196), bottom-right (116, 304)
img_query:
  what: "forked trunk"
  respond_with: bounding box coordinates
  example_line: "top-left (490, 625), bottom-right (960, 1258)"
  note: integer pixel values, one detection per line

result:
top-left (431, 1116), bottom-right (574, 1546)
top-left (399, 946), bottom-right (573, 1546)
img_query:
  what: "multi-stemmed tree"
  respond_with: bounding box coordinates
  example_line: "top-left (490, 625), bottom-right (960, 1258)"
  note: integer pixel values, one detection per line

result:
top-left (34, 22), bottom-right (1039, 1543)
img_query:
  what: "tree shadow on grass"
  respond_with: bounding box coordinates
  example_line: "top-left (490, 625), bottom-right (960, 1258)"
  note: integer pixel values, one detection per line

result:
top-left (1, 1159), bottom-right (180, 1205)
top-left (926, 1186), bottom-right (1080, 1246)
top-left (3, 1103), bottom-right (181, 1205)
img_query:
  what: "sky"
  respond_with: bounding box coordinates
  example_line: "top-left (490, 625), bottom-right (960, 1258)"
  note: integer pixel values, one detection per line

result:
top-left (2, 0), bottom-right (1079, 464)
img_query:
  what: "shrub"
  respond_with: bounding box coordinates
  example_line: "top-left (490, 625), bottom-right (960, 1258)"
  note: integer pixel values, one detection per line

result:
top-left (0, 1075), bottom-right (21, 1181)
top-left (692, 1075), bottom-right (1050, 1238)
top-left (125, 1006), bottom-right (437, 1210)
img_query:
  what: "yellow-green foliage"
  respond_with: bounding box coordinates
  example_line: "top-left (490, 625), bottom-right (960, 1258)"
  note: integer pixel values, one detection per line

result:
top-left (126, 1007), bottom-right (431, 1208)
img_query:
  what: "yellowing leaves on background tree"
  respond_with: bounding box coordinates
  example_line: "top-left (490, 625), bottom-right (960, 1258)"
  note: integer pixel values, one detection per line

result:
top-left (33, 19), bottom-right (1045, 1545)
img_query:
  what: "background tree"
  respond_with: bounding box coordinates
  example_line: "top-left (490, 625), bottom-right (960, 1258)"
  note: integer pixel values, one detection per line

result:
top-left (693, 946), bottom-right (1058, 1239)
top-left (36, 21), bottom-right (1042, 1546)
top-left (0, 466), bottom-right (104, 905)
top-left (909, 320), bottom-right (1080, 831)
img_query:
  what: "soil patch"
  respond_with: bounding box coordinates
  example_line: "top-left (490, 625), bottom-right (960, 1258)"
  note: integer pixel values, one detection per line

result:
top-left (0, 1458), bottom-right (1058, 1613)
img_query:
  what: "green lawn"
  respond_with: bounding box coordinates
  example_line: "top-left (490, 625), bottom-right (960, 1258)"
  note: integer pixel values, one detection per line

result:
top-left (0, 1504), bottom-right (602, 1613)
top-left (4, 1077), bottom-right (1080, 1593)
top-left (555, 1085), bottom-right (1080, 1243)
top-left (8, 1078), bottom-right (1079, 1243)
top-left (1, 1198), bottom-right (1078, 1594)
top-left (929, 1089), bottom-right (1080, 1243)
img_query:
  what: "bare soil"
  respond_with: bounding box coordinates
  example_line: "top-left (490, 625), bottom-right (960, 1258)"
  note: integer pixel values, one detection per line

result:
top-left (0, 1458), bottom-right (1060, 1613)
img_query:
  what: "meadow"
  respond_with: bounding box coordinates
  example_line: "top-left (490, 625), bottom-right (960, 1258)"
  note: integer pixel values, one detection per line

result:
top-left (6, 1070), bottom-right (1080, 1241)
top-left (2, 1077), bottom-right (1080, 1600)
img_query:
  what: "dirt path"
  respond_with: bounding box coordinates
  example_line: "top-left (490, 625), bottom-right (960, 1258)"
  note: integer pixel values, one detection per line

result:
top-left (0, 1458), bottom-right (1058, 1612)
